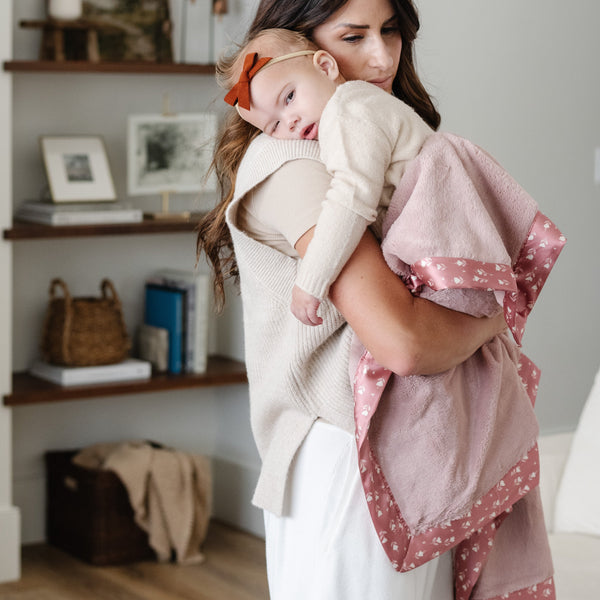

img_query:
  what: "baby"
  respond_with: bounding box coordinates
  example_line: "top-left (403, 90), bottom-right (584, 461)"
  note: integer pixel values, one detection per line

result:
top-left (224, 28), bottom-right (432, 325)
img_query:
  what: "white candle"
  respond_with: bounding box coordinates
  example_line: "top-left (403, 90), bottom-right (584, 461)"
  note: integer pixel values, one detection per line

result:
top-left (48, 0), bottom-right (83, 20)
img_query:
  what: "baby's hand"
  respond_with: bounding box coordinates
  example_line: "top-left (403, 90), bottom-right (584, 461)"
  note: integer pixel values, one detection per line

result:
top-left (291, 285), bottom-right (323, 326)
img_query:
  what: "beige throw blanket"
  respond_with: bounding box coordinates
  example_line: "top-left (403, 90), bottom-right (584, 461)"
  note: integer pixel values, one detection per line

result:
top-left (74, 441), bottom-right (212, 564)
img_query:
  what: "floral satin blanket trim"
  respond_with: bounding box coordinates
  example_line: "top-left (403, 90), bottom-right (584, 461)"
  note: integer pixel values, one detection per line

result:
top-left (354, 352), bottom-right (555, 599)
top-left (407, 211), bottom-right (566, 346)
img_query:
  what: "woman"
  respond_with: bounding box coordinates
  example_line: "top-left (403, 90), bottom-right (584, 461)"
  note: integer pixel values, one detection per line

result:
top-left (197, 0), bottom-right (506, 598)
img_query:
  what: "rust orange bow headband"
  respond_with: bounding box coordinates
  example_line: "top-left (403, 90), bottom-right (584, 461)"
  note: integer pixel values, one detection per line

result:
top-left (224, 50), bottom-right (316, 110)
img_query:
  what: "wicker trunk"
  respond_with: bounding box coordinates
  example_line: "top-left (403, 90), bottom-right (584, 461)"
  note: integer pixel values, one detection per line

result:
top-left (45, 450), bottom-right (155, 565)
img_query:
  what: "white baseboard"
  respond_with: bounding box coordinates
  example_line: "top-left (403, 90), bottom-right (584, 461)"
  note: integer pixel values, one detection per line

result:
top-left (13, 458), bottom-right (264, 545)
top-left (13, 474), bottom-right (45, 544)
top-left (0, 504), bottom-right (21, 583)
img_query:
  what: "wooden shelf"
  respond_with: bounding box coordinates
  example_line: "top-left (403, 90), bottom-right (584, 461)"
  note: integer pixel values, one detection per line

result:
top-left (4, 60), bottom-right (215, 75)
top-left (4, 355), bottom-right (247, 406)
top-left (4, 217), bottom-right (204, 240)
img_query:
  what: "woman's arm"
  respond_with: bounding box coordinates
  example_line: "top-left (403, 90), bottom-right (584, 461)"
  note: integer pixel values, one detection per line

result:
top-left (296, 226), bottom-right (506, 376)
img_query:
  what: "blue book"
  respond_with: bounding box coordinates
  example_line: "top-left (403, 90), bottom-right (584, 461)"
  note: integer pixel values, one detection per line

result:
top-left (144, 284), bottom-right (185, 374)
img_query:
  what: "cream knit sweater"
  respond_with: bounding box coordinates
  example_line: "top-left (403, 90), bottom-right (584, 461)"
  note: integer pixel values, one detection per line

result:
top-left (226, 134), bottom-right (356, 516)
top-left (296, 80), bottom-right (432, 299)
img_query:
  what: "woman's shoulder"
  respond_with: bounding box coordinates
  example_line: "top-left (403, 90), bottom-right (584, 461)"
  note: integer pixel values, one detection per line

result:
top-left (234, 134), bottom-right (322, 201)
top-left (329, 80), bottom-right (422, 121)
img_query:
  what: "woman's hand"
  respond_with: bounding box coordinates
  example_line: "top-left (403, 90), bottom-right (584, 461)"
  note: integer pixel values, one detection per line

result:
top-left (296, 226), bottom-right (507, 376)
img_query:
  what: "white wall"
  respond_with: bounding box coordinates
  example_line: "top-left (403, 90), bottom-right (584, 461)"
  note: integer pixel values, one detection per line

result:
top-left (1, 0), bottom-right (21, 584)
top-left (415, 0), bottom-right (600, 432)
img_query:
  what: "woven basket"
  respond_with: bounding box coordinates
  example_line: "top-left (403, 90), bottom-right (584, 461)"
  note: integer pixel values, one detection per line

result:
top-left (45, 450), bottom-right (155, 565)
top-left (41, 278), bottom-right (131, 367)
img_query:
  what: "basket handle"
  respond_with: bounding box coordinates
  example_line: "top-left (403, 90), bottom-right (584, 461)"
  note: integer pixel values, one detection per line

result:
top-left (101, 278), bottom-right (122, 307)
top-left (46, 278), bottom-right (73, 364)
top-left (48, 278), bottom-right (72, 302)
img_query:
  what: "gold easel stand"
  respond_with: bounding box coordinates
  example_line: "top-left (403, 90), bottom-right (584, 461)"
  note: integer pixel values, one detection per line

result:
top-left (144, 191), bottom-right (191, 221)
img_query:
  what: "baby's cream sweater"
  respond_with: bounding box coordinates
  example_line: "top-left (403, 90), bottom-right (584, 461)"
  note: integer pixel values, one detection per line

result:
top-left (226, 134), bottom-right (356, 516)
top-left (296, 80), bottom-right (433, 299)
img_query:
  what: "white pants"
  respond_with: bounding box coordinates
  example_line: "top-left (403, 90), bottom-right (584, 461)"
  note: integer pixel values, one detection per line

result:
top-left (264, 421), bottom-right (453, 600)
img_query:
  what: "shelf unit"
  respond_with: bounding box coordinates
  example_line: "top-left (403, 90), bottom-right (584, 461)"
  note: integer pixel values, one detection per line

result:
top-left (4, 60), bottom-right (216, 75)
top-left (4, 217), bottom-right (202, 240)
top-left (3, 218), bottom-right (247, 406)
top-left (3, 60), bottom-right (247, 408)
top-left (5, 356), bottom-right (247, 406)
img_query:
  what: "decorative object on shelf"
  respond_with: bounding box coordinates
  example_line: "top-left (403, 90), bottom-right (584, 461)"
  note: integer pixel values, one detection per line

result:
top-left (41, 278), bottom-right (131, 367)
top-left (137, 323), bottom-right (169, 373)
top-left (127, 110), bottom-right (217, 219)
top-left (29, 358), bottom-right (151, 386)
top-left (20, 19), bottom-right (125, 63)
top-left (48, 0), bottom-right (83, 21)
top-left (15, 200), bottom-right (143, 226)
top-left (40, 136), bottom-right (116, 203)
top-left (21, 0), bottom-right (173, 63)
top-left (82, 0), bottom-right (173, 63)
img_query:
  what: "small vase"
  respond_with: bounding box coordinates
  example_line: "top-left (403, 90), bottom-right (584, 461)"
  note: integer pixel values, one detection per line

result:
top-left (48, 0), bottom-right (83, 20)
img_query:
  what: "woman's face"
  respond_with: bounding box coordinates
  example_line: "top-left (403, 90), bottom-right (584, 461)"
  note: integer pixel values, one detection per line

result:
top-left (312, 0), bottom-right (402, 94)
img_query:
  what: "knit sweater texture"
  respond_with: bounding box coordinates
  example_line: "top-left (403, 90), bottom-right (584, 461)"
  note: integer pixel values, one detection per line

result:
top-left (226, 134), bottom-right (356, 516)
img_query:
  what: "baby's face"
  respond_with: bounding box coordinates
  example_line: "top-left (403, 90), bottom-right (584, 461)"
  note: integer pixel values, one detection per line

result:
top-left (238, 54), bottom-right (338, 140)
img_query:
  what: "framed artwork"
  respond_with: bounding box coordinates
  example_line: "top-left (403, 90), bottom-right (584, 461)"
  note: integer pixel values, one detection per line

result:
top-left (81, 0), bottom-right (173, 62)
top-left (127, 112), bottom-right (217, 196)
top-left (40, 136), bottom-right (116, 203)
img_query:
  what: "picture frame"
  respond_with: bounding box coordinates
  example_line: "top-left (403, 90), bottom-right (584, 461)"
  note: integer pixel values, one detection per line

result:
top-left (127, 112), bottom-right (217, 196)
top-left (40, 136), bottom-right (117, 203)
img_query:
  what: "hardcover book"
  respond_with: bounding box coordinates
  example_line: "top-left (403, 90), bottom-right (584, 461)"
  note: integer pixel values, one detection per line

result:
top-left (15, 201), bottom-right (143, 226)
top-left (30, 358), bottom-right (151, 386)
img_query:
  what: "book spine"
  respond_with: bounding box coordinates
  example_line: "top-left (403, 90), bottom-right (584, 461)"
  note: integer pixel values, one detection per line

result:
top-left (144, 285), bottom-right (184, 374)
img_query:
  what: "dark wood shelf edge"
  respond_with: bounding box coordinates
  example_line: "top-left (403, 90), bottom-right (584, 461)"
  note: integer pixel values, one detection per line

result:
top-left (4, 356), bottom-right (247, 406)
top-left (4, 217), bottom-right (204, 240)
top-left (4, 60), bottom-right (215, 75)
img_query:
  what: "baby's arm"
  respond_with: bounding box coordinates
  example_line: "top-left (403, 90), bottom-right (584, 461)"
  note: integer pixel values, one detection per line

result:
top-left (293, 91), bottom-right (393, 315)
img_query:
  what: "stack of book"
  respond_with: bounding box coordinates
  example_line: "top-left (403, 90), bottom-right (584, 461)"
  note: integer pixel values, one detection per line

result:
top-left (15, 201), bottom-right (143, 226)
top-left (143, 269), bottom-right (211, 375)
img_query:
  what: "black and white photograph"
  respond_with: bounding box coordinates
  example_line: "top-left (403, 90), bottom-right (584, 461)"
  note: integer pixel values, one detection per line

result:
top-left (40, 136), bottom-right (117, 203)
top-left (127, 112), bottom-right (217, 196)
top-left (63, 154), bottom-right (93, 182)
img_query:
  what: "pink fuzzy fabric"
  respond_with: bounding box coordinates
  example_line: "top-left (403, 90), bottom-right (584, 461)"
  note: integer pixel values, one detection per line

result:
top-left (351, 133), bottom-right (565, 599)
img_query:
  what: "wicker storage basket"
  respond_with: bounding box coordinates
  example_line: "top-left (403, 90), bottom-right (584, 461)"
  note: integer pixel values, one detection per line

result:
top-left (41, 278), bottom-right (131, 367)
top-left (45, 450), bottom-right (155, 565)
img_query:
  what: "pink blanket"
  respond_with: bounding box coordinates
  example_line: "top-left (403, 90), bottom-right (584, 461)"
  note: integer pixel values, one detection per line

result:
top-left (352, 133), bottom-right (565, 600)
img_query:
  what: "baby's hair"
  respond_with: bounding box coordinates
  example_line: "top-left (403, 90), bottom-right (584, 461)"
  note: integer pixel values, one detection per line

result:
top-left (216, 28), bottom-right (318, 96)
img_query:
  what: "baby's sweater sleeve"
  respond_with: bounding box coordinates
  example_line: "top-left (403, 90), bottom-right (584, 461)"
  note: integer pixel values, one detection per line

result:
top-left (295, 83), bottom-right (402, 299)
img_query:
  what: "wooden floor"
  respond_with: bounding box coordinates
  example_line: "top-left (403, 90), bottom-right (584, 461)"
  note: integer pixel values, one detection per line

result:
top-left (0, 522), bottom-right (269, 600)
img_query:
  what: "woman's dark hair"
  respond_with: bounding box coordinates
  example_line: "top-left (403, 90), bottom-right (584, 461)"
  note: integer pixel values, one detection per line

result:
top-left (248, 0), bottom-right (440, 130)
top-left (197, 0), bottom-right (440, 309)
